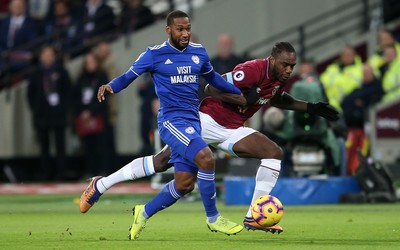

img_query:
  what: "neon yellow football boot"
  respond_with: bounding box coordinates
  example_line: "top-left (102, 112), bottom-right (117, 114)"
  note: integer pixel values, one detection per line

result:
top-left (206, 216), bottom-right (243, 235)
top-left (128, 205), bottom-right (148, 240)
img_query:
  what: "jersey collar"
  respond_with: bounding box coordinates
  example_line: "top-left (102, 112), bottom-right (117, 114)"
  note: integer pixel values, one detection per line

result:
top-left (266, 57), bottom-right (271, 80)
top-left (167, 39), bottom-right (188, 52)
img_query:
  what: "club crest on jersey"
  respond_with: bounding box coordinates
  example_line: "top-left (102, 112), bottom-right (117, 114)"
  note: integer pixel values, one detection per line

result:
top-left (185, 126), bottom-right (195, 134)
top-left (192, 55), bottom-right (199, 64)
top-left (233, 70), bottom-right (245, 81)
top-left (272, 86), bottom-right (280, 96)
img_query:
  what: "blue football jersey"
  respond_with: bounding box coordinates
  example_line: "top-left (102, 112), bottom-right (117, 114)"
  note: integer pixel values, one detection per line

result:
top-left (130, 40), bottom-right (213, 122)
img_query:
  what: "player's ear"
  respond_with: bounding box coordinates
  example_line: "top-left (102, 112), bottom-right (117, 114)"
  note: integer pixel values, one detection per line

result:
top-left (166, 25), bottom-right (171, 35)
top-left (270, 56), bottom-right (275, 65)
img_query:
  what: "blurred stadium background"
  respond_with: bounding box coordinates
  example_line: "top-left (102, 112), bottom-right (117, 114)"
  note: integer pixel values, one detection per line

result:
top-left (0, 0), bottom-right (399, 205)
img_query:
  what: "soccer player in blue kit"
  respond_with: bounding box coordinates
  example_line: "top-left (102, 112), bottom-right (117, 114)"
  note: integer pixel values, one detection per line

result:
top-left (82, 10), bottom-right (244, 239)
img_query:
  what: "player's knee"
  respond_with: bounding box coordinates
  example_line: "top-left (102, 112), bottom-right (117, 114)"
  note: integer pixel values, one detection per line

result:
top-left (270, 146), bottom-right (283, 160)
top-left (153, 146), bottom-right (172, 172)
top-left (153, 156), bottom-right (171, 173)
top-left (175, 179), bottom-right (195, 194)
top-left (195, 149), bottom-right (215, 171)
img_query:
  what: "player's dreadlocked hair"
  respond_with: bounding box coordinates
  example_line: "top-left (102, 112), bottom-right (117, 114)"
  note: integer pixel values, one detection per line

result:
top-left (166, 10), bottom-right (190, 26)
top-left (271, 42), bottom-right (296, 57)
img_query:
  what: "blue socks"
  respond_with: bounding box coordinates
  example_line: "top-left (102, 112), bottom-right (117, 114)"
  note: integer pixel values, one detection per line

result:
top-left (197, 170), bottom-right (219, 222)
top-left (143, 180), bottom-right (182, 218)
top-left (142, 170), bottom-right (220, 223)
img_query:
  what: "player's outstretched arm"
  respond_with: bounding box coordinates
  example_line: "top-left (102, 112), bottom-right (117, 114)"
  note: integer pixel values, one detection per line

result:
top-left (270, 92), bottom-right (339, 121)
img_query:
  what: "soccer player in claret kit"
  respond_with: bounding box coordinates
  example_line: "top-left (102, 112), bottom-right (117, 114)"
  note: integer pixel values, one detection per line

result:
top-left (81, 10), bottom-right (244, 239)
top-left (81, 41), bottom-right (339, 236)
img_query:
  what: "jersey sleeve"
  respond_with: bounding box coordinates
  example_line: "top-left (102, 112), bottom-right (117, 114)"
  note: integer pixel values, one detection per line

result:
top-left (108, 48), bottom-right (153, 93)
top-left (130, 48), bottom-right (154, 76)
top-left (224, 63), bottom-right (261, 89)
top-left (199, 48), bottom-right (214, 75)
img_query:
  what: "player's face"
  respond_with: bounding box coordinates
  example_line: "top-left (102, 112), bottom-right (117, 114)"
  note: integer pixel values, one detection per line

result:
top-left (270, 51), bottom-right (296, 82)
top-left (166, 17), bottom-right (191, 51)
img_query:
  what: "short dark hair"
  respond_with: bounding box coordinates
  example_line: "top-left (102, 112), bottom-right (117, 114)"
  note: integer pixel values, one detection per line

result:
top-left (166, 10), bottom-right (190, 26)
top-left (271, 42), bottom-right (296, 57)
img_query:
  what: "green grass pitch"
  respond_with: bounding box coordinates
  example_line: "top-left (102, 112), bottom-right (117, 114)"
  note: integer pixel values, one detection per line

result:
top-left (0, 193), bottom-right (399, 250)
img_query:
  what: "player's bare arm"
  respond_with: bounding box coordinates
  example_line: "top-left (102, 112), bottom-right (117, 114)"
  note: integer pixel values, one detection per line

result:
top-left (270, 92), bottom-right (339, 121)
top-left (97, 84), bottom-right (114, 102)
top-left (204, 84), bottom-right (247, 106)
top-left (270, 91), bottom-right (307, 111)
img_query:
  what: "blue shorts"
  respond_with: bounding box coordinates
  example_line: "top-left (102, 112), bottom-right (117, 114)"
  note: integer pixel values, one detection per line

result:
top-left (158, 119), bottom-right (207, 173)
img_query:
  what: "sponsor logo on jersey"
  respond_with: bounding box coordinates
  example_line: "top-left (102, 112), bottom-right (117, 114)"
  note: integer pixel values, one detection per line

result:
top-left (192, 55), bottom-right (200, 64)
top-left (171, 66), bottom-right (197, 83)
top-left (185, 126), bottom-right (195, 134)
top-left (164, 59), bottom-right (173, 64)
top-left (258, 98), bottom-right (270, 105)
top-left (170, 75), bottom-right (197, 83)
top-left (233, 70), bottom-right (245, 81)
top-left (176, 66), bottom-right (191, 74)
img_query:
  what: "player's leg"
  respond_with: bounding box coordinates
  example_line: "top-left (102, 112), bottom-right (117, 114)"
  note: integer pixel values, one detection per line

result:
top-left (97, 146), bottom-right (172, 193)
top-left (217, 129), bottom-right (283, 233)
top-left (129, 169), bottom-right (196, 240)
top-left (80, 145), bottom-right (172, 213)
top-left (129, 121), bottom-right (206, 239)
top-left (231, 131), bottom-right (283, 206)
top-left (191, 139), bottom-right (243, 235)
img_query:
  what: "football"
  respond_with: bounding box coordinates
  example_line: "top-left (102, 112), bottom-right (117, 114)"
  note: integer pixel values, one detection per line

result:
top-left (251, 195), bottom-right (284, 227)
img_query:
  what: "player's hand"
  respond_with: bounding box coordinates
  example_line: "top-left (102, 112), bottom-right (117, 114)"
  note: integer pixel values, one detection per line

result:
top-left (307, 102), bottom-right (339, 121)
top-left (243, 84), bottom-right (260, 106)
top-left (97, 84), bottom-right (114, 102)
top-left (238, 105), bottom-right (248, 113)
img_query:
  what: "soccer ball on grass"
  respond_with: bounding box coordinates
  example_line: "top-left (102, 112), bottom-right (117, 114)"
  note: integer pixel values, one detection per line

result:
top-left (251, 195), bottom-right (284, 227)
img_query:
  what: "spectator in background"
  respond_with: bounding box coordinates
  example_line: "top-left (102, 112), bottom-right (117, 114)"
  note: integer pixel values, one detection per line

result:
top-left (137, 73), bottom-right (157, 155)
top-left (295, 61), bottom-right (329, 102)
top-left (79, 0), bottom-right (115, 52)
top-left (341, 64), bottom-right (384, 175)
top-left (27, 0), bottom-right (52, 36)
top-left (92, 41), bottom-right (118, 171)
top-left (379, 45), bottom-right (400, 102)
top-left (210, 33), bottom-right (246, 74)
top-left (45, 0), bottom-right (82, 59)
top-left (72, 53), bottom-right (110, 177)
top-left (368, 29), bottom-right (400, 75)
top-left (0, 0), bottom-right (38, 85)
top-left (93, 41), bottom-right (118, 79)
top-left (92, 41), bottom-right (119, 124)
top-left (120, 0), bottom-right (155, 34)
top-left (0, 0), bottom-right (12, 18)
top-left (27, 45), bottom-right (71, 180)
top-left (320, 46), bottom-right (363, 113)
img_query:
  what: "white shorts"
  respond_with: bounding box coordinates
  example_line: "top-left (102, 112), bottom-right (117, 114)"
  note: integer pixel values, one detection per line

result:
top-left (200, 111), bottom-right (257, 157)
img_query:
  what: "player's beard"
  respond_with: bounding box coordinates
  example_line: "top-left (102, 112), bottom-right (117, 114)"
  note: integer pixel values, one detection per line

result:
top-left (170, 35), bottom-right (189, 51)
top-left (271, 67), bottom-right (287, 82)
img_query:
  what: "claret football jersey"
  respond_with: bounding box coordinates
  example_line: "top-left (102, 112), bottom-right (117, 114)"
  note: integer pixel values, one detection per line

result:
top-left (200, 58), bottom-right (287, 129)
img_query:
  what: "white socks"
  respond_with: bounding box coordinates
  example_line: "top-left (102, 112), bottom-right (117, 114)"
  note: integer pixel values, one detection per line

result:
top-left (96, 156), bottom-right (155, 193)
top-left (246, 159), bottom-right (281, 218)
